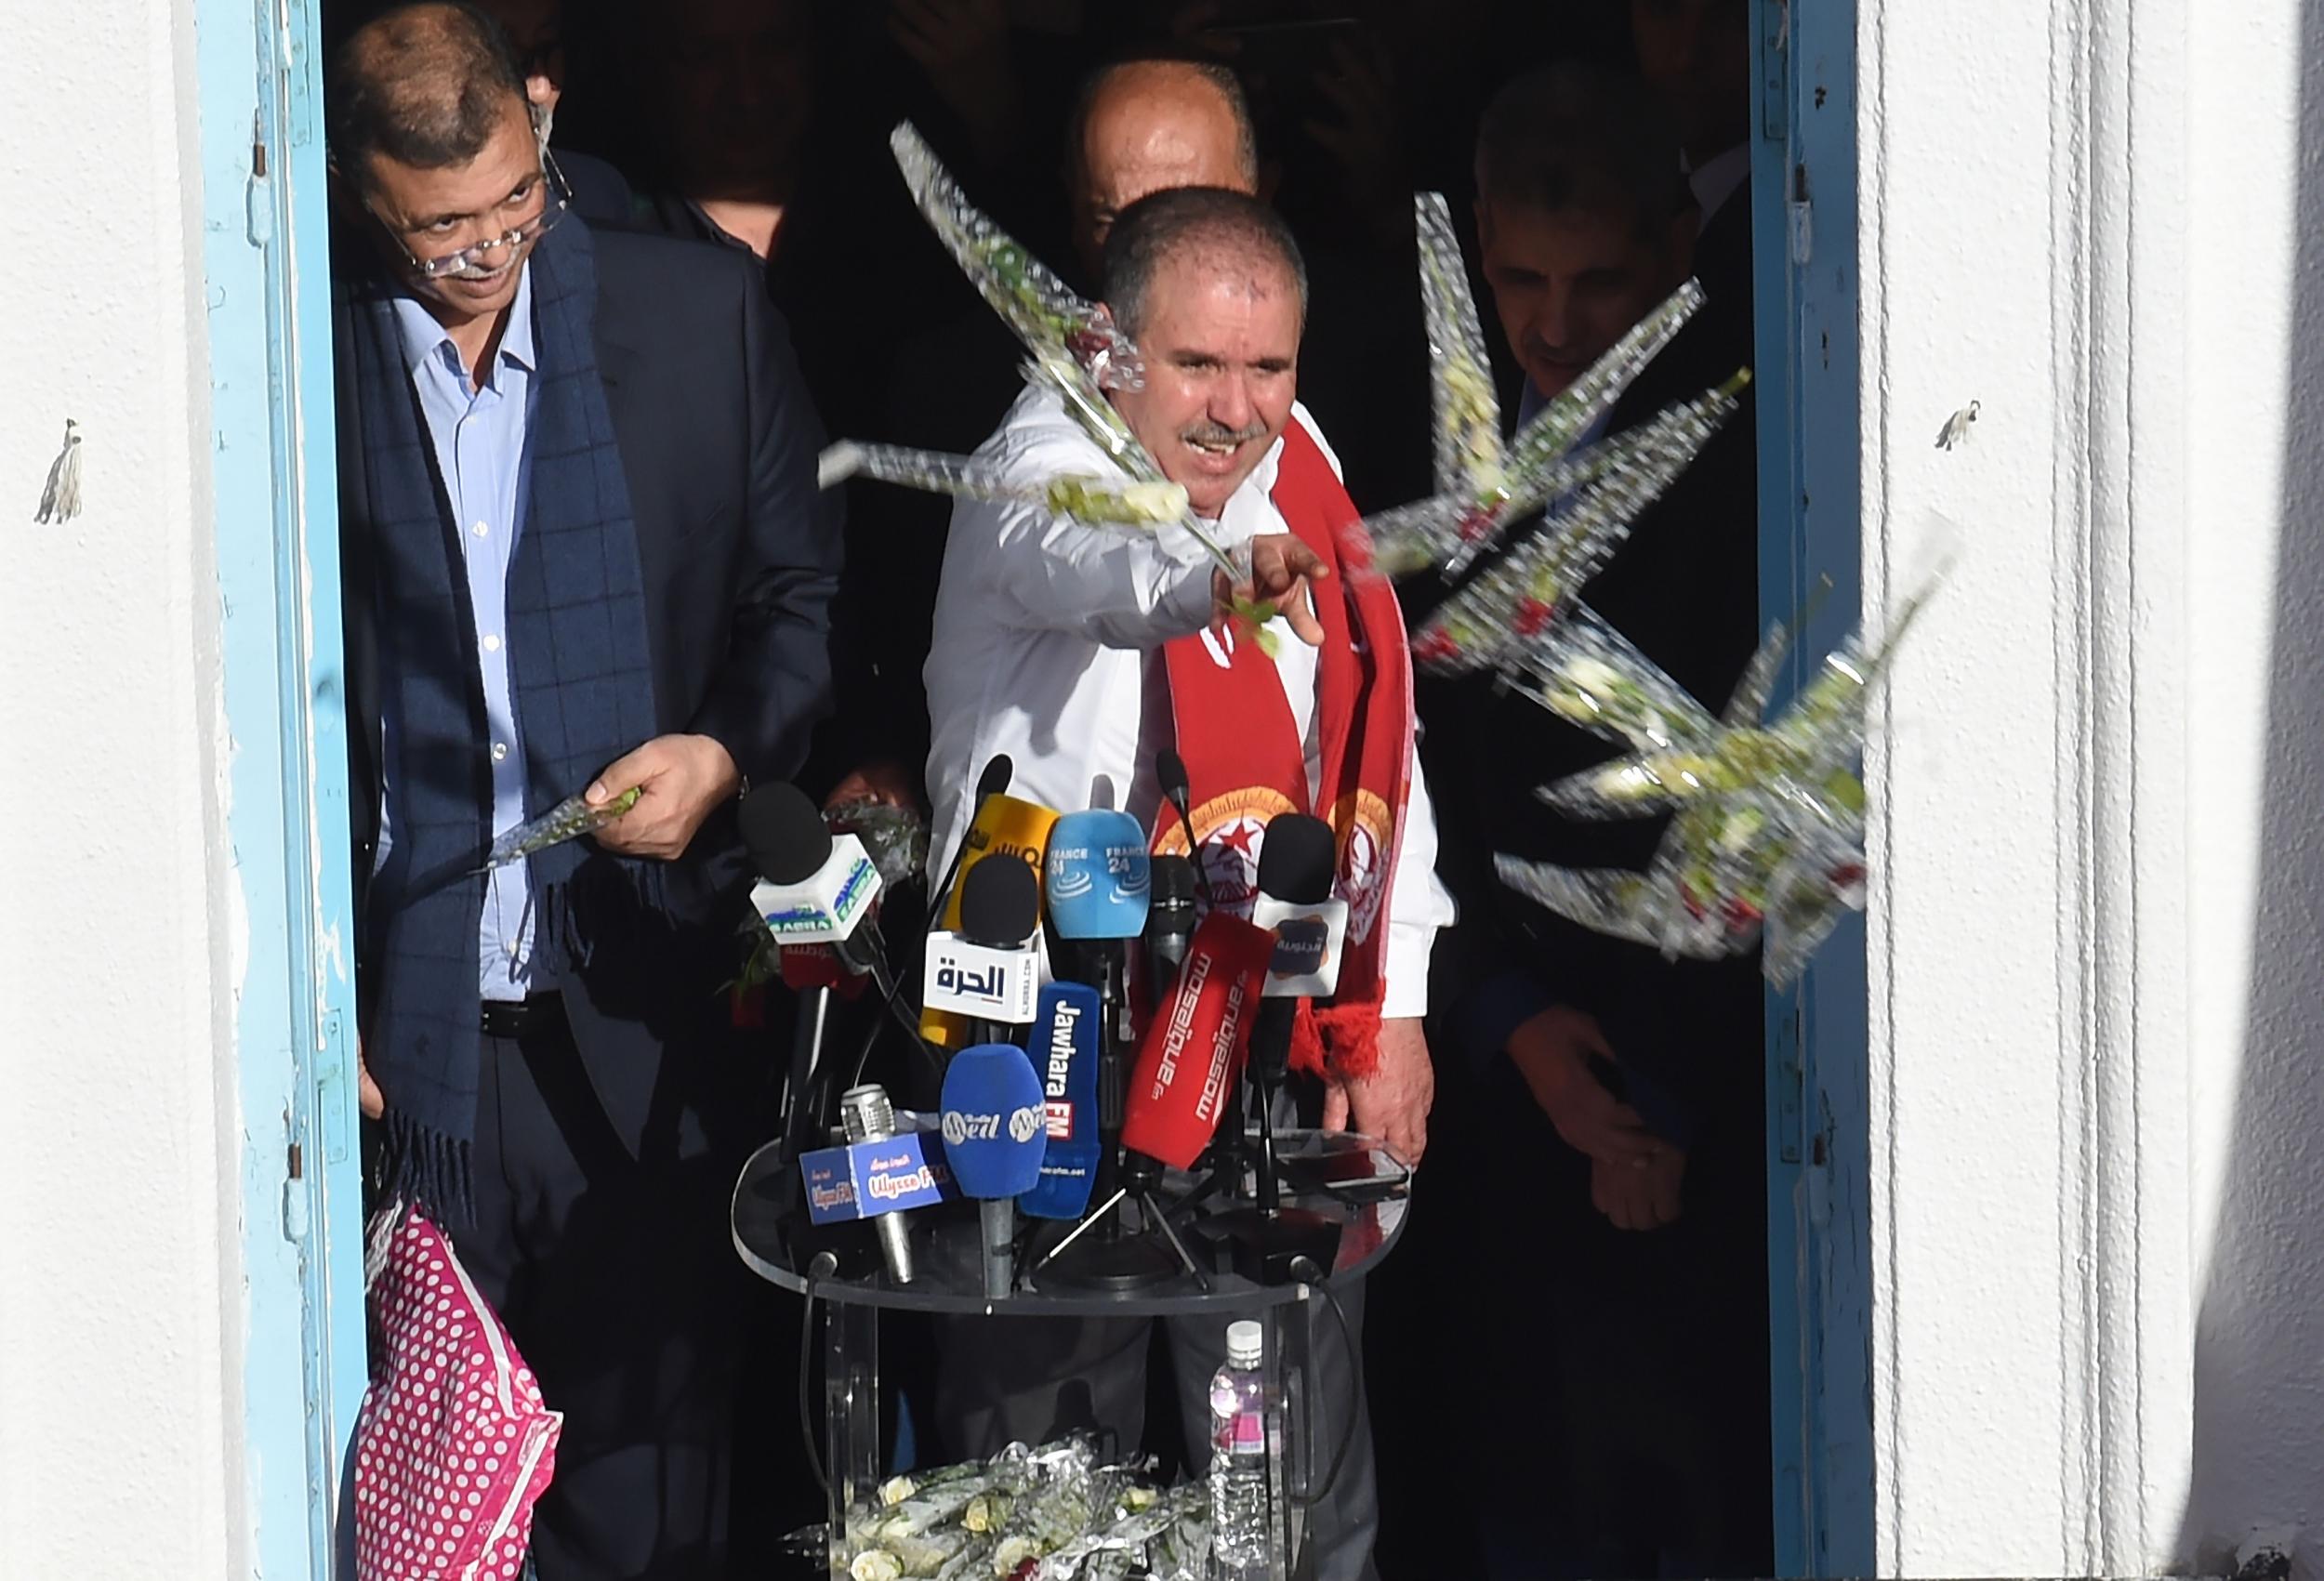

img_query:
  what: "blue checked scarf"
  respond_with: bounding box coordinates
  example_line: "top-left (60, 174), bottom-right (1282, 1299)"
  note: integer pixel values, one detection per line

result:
top-left (347, 218), bottom-right (660, 1221)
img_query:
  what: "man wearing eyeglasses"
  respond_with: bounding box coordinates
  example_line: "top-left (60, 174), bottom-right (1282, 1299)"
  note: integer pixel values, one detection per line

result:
top-left (326, 4), bottom-right (840, 1575)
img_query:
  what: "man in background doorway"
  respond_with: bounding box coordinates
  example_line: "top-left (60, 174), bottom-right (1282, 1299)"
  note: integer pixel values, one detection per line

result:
top-left (1412, 60), bottom-right (1772, 1577)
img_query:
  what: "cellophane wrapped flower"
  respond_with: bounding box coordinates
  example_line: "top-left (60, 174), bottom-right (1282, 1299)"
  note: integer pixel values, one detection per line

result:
top-left (825, 1439), bottom-right (1215, 1581)
top-left (479, 785), bottom-right (641, 871)
top-left (812, 123), bottom-right (1289, 660)
top-left (891, 124), bottom-right (1143, 395)
top-left (819, 443), bottom-right (1193, 534)
top-left (1407, 380), bottom-right (1746, 675)
top-left (826, 798), bottom-right (932, 894)
top-left (1353, 199), bottom-right (1712, 586)
top-left (1489, 580), bottom-right (1937, 985)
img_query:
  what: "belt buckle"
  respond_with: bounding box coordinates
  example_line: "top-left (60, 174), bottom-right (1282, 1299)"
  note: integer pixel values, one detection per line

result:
top-left (481, 996), bottom-right (541, 1039)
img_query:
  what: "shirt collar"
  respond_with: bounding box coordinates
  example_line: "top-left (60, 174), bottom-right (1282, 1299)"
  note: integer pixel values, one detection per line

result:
top-left (1686, 143), bottom-right (1751, 227)
top-left (388, 260), bottom-right (536, 389)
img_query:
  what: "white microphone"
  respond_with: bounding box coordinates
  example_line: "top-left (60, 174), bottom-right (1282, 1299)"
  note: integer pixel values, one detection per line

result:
top-left (741, 783), bottom-right (886, 977)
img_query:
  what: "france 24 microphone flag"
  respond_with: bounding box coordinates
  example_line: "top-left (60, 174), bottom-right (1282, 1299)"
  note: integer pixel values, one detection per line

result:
top-left (1044, 809), bottom-right (1151, 941)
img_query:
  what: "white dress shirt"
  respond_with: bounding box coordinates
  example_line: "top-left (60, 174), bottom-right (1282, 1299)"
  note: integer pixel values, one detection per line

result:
top-left (923, 384), bottom-right (1454, 1017)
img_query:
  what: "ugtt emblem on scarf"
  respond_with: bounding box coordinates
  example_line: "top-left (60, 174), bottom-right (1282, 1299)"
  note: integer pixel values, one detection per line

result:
top-left (1157, 786), bottom-right (1295, 913)
top-left (1327, 789), bottom-right (1394, 948)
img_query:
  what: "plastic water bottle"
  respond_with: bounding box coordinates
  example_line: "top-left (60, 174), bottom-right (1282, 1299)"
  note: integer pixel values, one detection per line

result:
top-left (1208, 1319), bottom-right (1271, 1569)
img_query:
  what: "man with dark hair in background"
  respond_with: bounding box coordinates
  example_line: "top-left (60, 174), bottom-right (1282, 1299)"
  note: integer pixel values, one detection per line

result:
top-left (325, 5), bottom-right (839, 1574)
top-left (1411, 60), bottom-right (1770, 1577)
top-left (1631, 0), bottom-right (1754, 320)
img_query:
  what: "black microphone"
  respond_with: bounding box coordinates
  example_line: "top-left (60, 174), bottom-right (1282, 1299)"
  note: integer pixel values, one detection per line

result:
top-left (1144, 854), bottom-right (1199, 996)
top-left (928, 753), bottom-right (1013, 925)
top-left (926, 854), bottom-right (1042, 1047)
top-left (1247, 813), bottom-right (1339, 1083)
top-left (1156, 748), bottom-right (1216, 908)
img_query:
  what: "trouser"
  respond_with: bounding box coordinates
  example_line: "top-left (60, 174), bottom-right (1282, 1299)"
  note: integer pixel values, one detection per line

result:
top-left (931, 1285), bottom-right (1378, 1581)
top-left (457, 1008), bottom-right (747, 1581)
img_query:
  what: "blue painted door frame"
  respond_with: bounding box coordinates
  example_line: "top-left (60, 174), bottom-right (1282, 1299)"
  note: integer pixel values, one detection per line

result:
top-left (199, 0), bottom-right (364, 1572)
top-left (194, 0), bottom-right (1874, 1571)
top-left (1752, 1), bottom-right (1877, 1573)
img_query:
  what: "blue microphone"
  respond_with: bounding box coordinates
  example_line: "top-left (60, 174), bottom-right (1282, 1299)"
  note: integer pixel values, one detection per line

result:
top-left (1045, 809), bottom-right (1153, 941)
top-left (941, 1042), bottom-right (1049, 1297)
top-left (1045, 808), bottom-right (1151, 1134)
top-left (1018, 982), bottom-right (1103, 1219)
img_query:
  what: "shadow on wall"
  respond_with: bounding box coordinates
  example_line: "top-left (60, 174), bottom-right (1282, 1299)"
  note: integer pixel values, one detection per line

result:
top-left (2182, 1), bottom-right (2324, 1574)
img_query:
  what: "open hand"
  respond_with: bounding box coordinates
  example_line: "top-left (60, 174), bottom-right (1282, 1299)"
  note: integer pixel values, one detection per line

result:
top-left (588, 733), bottom-right (741, 861)
top-left (1321, 1016), bottom-right (1434, 1166)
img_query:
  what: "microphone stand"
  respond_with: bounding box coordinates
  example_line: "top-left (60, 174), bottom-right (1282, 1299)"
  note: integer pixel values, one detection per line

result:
top-left (1206, 1001), bottom-right (1343, 1285)
top-left (782, 981), bottom-right (831, 1163)
top-left (1036, 941), bottom-right (1210, 1292)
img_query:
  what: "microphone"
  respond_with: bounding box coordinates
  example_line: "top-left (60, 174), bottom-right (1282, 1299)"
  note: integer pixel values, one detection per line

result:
top-left (837, 1084), bottom-right (919, 1285)
top-left (1143, 854), bottom-right (1199, 996)
top-left (743, 784), bottom-right (895, 1155)
top-left (1045, 807), bottom-right (1151, 1049)
top-left (921, 785), bottom-right (1059, 1049)
top-left (1042, 808), bottom-right (1152, 1222)
top-left (1246, 813), bottom-right (1345, 1081)
top-left (926, 753), bottom-right (1012, 923)
top-left (1118, 910), bottom-right (1275, 1171)
top-left (741, 784), bottom-right (888, 978)
top-left (924, 855), bottom-right (1043, 1045)
top-left (940, 1042), bottom-right (1050, 1298)
top-left (1213, 811), bottom-right (1349, 1280)
top-left (1156, 748), bottom-right (1216, 908)
top-left (1015, 982), bottom-right (1102, 1220)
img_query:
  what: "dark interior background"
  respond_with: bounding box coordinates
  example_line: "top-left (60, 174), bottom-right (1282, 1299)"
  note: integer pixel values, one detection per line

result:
top-left (320, 2), bottom-right (1760, 1574)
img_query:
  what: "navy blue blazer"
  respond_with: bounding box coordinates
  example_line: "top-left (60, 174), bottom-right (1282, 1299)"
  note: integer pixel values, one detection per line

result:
top-left (335, 222), bottom-right (843, 1160)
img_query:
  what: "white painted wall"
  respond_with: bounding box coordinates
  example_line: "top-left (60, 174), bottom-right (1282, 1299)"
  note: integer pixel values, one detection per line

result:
top-left (2181, 0), bottom-right (2324, 1574)
top-left (0, 3), bottom-right (244, 1578)
top-left (1863, 0), bottom-right (2324, 1574)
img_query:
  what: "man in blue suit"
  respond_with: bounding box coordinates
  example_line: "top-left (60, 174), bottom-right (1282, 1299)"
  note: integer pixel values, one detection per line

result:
top-left (326, 6), bottom-right (840, 1574)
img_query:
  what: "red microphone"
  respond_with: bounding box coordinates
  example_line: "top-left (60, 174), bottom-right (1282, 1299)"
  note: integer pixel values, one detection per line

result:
top-left (1120, 910), bottom-right (1274, 1170)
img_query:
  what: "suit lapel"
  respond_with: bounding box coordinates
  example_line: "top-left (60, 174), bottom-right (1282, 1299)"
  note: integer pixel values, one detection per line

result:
top-left (334, 289), bottom-right (383, 845)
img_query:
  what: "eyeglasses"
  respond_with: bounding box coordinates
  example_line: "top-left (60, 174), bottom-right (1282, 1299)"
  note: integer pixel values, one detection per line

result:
top-left (372, 151), bottom-right (573, 282)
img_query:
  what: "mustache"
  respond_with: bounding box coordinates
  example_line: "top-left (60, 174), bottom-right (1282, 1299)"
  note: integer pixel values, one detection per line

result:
top-left (1180, 419), bottom-right (1271, 447)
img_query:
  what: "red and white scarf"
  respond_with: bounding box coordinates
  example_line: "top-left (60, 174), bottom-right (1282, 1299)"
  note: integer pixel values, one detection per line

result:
top-left (1152, 421), bottom-right (1416, 1081)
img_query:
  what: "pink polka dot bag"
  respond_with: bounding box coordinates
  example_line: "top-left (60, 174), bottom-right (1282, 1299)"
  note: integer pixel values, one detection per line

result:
top-left (351, 1204), bottom-right (563, 1580)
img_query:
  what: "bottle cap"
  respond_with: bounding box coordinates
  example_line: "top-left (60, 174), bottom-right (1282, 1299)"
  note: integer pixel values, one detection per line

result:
top-left (1226, 1319), bottom-right (1263, 1369)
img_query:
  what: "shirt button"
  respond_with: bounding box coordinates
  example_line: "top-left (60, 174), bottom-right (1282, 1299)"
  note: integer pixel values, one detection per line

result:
top-left (482, 634), bottom-right (502, 653)
top-left (491, 742), bottom-right (509, 762)
top-left (504, 941), bottom-right (520, 958)
top-left (472, 520), bottom-right (489, 538)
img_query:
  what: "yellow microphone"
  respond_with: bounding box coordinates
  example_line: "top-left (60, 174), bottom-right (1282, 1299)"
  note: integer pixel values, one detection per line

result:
top-left (920, 790), bottom-right (1060, 1048)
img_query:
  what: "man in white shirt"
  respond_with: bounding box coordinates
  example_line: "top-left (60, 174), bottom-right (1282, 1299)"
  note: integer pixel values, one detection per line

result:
top-left (923, 187), bottom-right (1448, 1581)
top-left (923, 191), bottom-right (1450, 1155)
